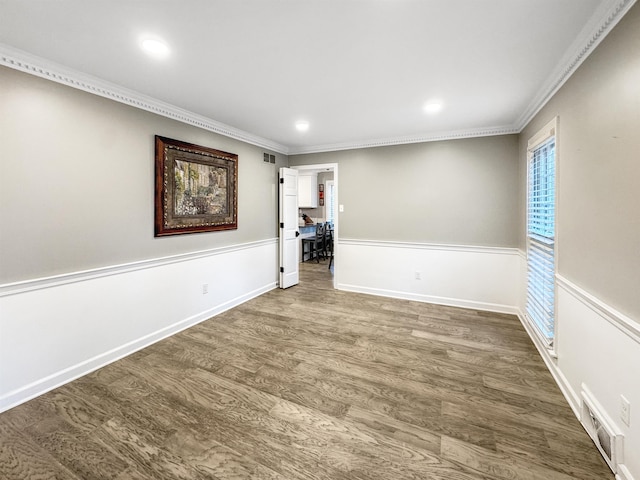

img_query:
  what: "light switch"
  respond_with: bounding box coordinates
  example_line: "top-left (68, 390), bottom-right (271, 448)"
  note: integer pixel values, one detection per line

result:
top-left (339, 204), bottom-right (344, 212)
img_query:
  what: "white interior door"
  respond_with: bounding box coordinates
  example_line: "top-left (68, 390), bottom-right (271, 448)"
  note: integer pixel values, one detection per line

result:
top-left (279, 167), bottom-right (299, 288)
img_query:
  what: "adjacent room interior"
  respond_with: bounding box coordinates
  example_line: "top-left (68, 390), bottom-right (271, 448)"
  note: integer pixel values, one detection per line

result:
top-left (0, 1), bottom-right (638, 479)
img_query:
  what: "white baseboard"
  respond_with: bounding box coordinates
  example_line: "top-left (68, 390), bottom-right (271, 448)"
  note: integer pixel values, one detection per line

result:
top-left (339, 283), bottom-right (518, 315)
top-left (336, 239), bottom-right (521, 315)
top-left (0, 282), bottom-right (275, 412)
top-left (518, 277), bottom-right (640, 480)
top-left (516, 308), bottom-right (580, 417)
top-left (0, 240), bottom-right (278, 412)
top-left (618, 464), bottom-right (636, 480)
top-left (338, 238), bottom-right (639, 478)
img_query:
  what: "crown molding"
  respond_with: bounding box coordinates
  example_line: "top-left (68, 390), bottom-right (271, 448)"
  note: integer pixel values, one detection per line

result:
top-left (0, 49), bottom-right (519, 155)
top-left (287, 126), bottom-right (520, 155)
top-left (515, 0), bottom-right (637, 130)
top-left (0, 44), bottom-right (289, 155)
top-left (1, 0), bottom-right (636, 156)
top-left (290, 0), bottom-right (636, 155)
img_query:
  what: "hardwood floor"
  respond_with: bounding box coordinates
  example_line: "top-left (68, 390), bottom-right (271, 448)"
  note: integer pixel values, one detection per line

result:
top-left (0, 261), bottom-right (613, 479)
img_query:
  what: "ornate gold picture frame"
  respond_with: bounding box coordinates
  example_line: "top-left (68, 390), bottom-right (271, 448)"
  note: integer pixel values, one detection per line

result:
top-left (155, 136), bottom-right (238, 236)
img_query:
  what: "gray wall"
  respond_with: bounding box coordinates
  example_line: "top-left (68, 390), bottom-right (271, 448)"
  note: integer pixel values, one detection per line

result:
top-left (519, 3), bottom-right (640, 321)
top-left (290, 135), bottom-right (520, 247)
top-left (0, 66), bottom-right (286, 284)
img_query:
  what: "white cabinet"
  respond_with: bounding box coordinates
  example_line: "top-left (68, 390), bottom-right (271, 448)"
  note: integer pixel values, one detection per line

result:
top-left (297, 172), bottom-right (318, 208)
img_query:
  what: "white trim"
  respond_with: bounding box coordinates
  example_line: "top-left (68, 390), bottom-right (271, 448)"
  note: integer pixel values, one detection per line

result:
top-left (556, 274), bottom-right (640, 345)
top-left (292, 163), bottom-right (339, 289)
top-left (325, 179), bottom-right (335, 225)
top-left (515, 0), bottom-right (637, 131)
top-left (2, 0), bottom-right (633, 156)
top-left (340, 283), bottom-right (518, 316)
top-left (516, 279), bottom-right (640, 479)
top-left (336, 239), bottom-right (520, 315)
top-left (339, 238), bottom-right (519, 256)
top-left (0, 238), bottom-right (277, 297)
top-left (522, 294), bottom-right (559, 354)
top-left (0, 281), bottom-right (275, 413)
top-left (291, 163), bottom-right (338, 172)
top-left (291, 0), bottom-right (634, 153)
top-left (287, 126), bottom-right (519, 155)
top-left (581, 384), bottom-right (625, 472)
top-left (0, 44), bottom-right (288, 154)
top-left (0, 239), bottom-right (278, 412)
top-left (527, 117), bottom-right (558, 151)
top-left (524, 117), bottom-right (558, 350)
top-left (519, 305), bottom-right (560, 364)
top-left (617, 464), bottom-right (635, 480)
top-left (517, 307), bottom-right (577, 420)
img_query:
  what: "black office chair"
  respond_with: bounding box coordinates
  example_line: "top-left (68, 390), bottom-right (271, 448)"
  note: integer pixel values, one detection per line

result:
top-left (325, 226), bottom-right (334, 269)
top-left (302, 223), bottom-right (325, 263)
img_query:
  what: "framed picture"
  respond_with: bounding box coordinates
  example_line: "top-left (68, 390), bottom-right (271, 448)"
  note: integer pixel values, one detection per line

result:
top-left (155, 136), bottom-right (238, 236)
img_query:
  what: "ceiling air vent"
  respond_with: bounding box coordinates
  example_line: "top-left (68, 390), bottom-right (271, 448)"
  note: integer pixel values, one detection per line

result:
top-left (580, 386), bottom-right (624, 474)
top-left (263, 153), bottom-right (276, 164)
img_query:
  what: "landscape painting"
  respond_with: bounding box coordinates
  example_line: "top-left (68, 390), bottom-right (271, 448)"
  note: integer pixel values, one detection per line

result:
top-left (155, 136), bottom-right (238, 236)
top-left (173, 160), bottom-right (228, 216)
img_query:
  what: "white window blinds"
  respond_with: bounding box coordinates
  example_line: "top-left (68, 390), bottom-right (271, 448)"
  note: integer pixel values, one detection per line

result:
top-left (526, 131), bottom-right (556, 345)
top-left (326, 181), bottom-right (335, 225)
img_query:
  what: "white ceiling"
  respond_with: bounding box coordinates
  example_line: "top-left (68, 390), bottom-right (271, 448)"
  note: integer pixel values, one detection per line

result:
top-left (0, 0), bottom-right (630, 154)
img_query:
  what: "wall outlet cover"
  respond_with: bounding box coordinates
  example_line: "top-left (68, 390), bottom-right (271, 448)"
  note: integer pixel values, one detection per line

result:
top-left (620, 395), bottom-right (630, 426)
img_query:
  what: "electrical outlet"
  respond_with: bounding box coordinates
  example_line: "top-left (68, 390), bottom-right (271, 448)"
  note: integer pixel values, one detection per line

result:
top-left (415, 271), bottom-right (421, 280)
top-left (621, 395), bottom-right (631, 426)
top-left (202, 284), bottom-right (209, 295)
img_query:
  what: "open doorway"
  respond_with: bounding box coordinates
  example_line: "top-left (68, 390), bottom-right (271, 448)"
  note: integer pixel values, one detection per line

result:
top-left (292, 163), bottom-right (338, 289)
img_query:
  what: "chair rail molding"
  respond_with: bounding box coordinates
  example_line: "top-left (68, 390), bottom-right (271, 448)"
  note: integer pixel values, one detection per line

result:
top-left (338, 238), bottom-right (520, 256)
top-left (0, 239), bottom-right (279, 412)
top-left (556, 274), bottom-right (640, 345)
top-left (0, 238), bottom-right (278, 297)
top-left (518, 274), bottom-right (640, 480)
top-left (336, 238), bottom-right (521, 315)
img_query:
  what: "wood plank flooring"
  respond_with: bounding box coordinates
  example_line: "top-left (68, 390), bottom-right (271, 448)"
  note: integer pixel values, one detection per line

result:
top-left (0, 261), bottom-right (613, 479)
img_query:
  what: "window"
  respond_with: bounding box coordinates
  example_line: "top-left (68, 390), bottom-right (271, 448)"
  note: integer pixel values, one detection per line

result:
top-left (526, 118), bottom-right (557, 346)
top-left (326, 180), bottom-right (335, 225)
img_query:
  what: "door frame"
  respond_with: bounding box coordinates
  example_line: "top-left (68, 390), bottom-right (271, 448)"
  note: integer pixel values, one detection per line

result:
top-left (291, 163), bottom-right (339, 290)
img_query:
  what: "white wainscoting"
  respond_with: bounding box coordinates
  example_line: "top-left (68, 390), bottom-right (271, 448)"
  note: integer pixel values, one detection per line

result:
top-left (0, 239), bottom-right (278, 412)
top-left (336, 239), bottom-right (521, 314)
top-left (518, 275), bottom-right (639, 480)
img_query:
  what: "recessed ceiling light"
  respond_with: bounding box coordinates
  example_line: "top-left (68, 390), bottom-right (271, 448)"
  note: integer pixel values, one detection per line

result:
top-left (295, 121), bottom-right (310, 132)
top-left (140, 37), bottom-right (170, 58)
top-left (423, 100), bottom-right (443, 114)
